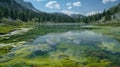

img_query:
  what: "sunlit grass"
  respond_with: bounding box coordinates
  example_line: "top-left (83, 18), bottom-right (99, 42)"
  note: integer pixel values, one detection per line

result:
top-left (0, 26), bottom-right (15, 34)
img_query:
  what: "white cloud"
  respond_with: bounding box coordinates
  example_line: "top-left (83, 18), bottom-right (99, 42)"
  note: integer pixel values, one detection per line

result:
top-left (66, 1), bottom-right (81, 9)
top-left (45, 1), bottom-right (61, 9)
top-left (68, 6), bottom-right (72, 9)
top-left (73, 1), bottom-right (81, 7)
top-left (36, 0), bottom-right (43, 2)
top-left (67, 2), bottom-right (72, 6)
top-left (62, 10), bottom-right (80, 15)
top-left (24, 0), bottom-right (43, 2)
top-left (102, 0), bottom-right (118, 4)
top-left (86, 11), bottom-right (102, 16)
top-left (66, 2), bottom-right (72, 9)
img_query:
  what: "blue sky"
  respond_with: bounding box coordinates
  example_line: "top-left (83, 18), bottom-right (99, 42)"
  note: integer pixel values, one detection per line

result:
top-left (24, 0), bottom-right (120, 16)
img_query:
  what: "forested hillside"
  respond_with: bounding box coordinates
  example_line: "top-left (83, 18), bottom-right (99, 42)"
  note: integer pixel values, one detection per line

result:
top-left (81, 3), bottom-right (120, 23)
top-left (0, 0), bottom-right (76, 23)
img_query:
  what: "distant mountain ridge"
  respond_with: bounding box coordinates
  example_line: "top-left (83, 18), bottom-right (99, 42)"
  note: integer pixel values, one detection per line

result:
top-left (70, 14), bottom-right (86, 19)
top-left (14, 0), bottom-right (86, 19)
top-left (0, 0), bottom-right (76, 22)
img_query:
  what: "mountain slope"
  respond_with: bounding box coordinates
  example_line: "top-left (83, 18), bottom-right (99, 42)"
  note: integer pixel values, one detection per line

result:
top-left (0, 0), bottom-right (39, 21)
top-left (15, 0), bottom-right (40, 12)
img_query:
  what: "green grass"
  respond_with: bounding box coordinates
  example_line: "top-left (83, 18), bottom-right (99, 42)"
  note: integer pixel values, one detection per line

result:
top-left (0, 26), bottom-right (15, 34)
top-left (0, 46), bottom-right (13, 56)
top-left (0, 55), bottom-right (112, 67)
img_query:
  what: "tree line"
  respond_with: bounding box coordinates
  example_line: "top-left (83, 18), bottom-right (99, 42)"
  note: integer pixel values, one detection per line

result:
top-left (80, 3), bottom-right (120, 23)
top-left (0, 0), bottom-right (120, 23)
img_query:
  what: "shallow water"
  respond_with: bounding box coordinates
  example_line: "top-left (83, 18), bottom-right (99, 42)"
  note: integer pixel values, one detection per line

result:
top-left (1, 25), bottom-right (120, 65)
top-left (31, 30), bottom-right (119, 46)
top-left (7, 30), bottom-right (120, 59)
